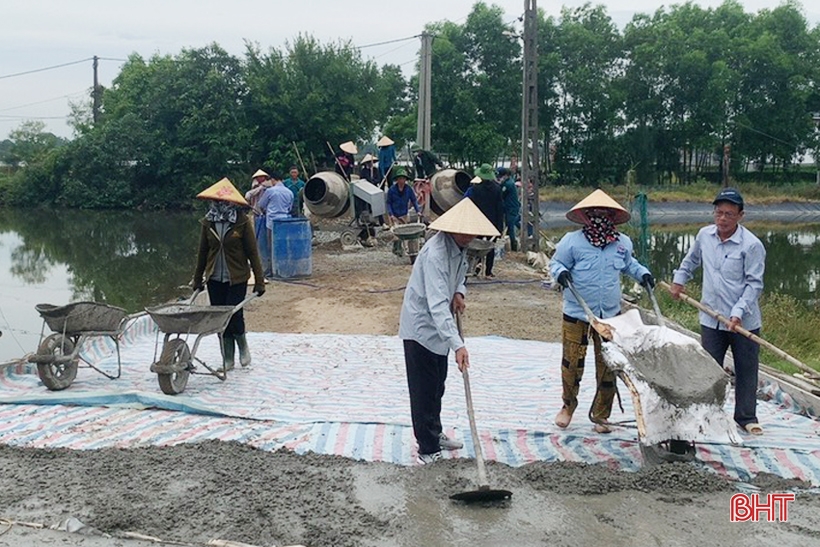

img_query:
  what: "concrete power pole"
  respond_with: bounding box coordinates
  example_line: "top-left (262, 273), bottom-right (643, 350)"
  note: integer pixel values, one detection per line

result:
top-left (92, 55), bottom-right (101, 124)
top-left (520, 0), bottom-right (540, 252)
top-left (416, 32), bottom-right (433, 151)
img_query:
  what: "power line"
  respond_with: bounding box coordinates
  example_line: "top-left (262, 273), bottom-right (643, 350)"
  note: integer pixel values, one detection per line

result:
top-left (0, 90), bottom-right (89, 113)
top-left (0, 58), bottom-right (93, 80)
top-left (355, 35), bottom-right (420, 49)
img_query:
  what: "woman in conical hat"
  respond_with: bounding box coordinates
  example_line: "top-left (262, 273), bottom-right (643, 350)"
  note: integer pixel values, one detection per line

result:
top-left (549, 188), bottom-right (654, 434)
top-left (193, 177), bottom-right (265, 371)
top-left (377, 136), bottom-right (397, 182)
top-left (399, 198), bottom-right (499, 463)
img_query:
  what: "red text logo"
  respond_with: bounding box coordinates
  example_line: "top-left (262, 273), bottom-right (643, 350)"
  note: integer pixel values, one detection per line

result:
top-left (730, 493), bottom-right (795, 522)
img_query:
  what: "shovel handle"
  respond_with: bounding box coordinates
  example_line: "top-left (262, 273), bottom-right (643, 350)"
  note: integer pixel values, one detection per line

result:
top-left (659, 281), bottom-right (818, 377)
top-left (645, 284), bottom-right (666, 327)
top-left (455, 311), bottom-right (490, 489)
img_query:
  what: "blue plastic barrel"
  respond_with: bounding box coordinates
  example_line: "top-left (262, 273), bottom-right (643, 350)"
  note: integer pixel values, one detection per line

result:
top-left (271, 217), bottom-right (312, 279)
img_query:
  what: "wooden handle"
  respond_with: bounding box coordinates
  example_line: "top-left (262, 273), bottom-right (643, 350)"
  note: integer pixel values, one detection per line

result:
top-left (455, 311), bottom-right (490, 488)
top-left (659, 281), bottom-right (818, 377)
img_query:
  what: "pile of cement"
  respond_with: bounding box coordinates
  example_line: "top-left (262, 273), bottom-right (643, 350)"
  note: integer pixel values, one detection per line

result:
top-left (0, 441), bottom-right (762, 547)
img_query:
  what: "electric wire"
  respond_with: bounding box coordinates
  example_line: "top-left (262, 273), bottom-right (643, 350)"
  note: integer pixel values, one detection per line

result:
top-left (0, 58), bottom-right (93, 80)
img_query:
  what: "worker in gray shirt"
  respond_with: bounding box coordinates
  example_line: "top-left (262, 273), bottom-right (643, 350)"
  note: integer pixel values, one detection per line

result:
top-left (670, 187), bottom-right (766, 435)
top-left (399, 199), bottom-right (500, 464)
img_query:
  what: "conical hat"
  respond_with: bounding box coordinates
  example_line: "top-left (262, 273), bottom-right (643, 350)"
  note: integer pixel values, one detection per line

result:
top-left (361, 153), bottom-right (375, 163)
top-left (429, 198), bottom-right (500, 237)
top-left (340, 141), bottom-right (358, 154)
top-left (470, 176), bottom-right (482, 184)
top-left (196, 177), bottom-right (249, 207)
top-left (252, 169), bottom-right (269, 179)
top-left (566, 189), bottom-right (630, 225)
top-left (377, 135), bottom-right (394, 147)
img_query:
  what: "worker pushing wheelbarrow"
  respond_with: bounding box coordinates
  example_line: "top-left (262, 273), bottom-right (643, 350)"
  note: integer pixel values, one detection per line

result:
top-left (387, 166), bottom-right (427, 263)
top-left (146, 176), bottom-right (267, 396)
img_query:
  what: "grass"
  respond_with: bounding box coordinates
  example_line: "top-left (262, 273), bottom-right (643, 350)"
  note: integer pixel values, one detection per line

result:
top-left (644, 284), bottom-right (820, 376)
top-left (540, 180), bottom-right (820, 205)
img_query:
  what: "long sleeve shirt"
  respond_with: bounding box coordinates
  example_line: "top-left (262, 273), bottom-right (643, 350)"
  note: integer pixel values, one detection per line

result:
top-left (399, 231), bottom-right (468, 355)
top-left (386, 183), bottom-right (420, 218)
top-left (673, 224), bottom-right (765, 331)
top-left (549, 230), bottom-right (649, 321)
top-left (258, 184), bottom-right (294, 230)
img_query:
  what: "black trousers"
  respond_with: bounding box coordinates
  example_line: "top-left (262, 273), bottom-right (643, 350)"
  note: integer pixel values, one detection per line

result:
top-left (206, 280), bottom-right (247, 337)
top-left (701, 325), bottom-right (760, 427)
top-left (404, 339), bottom-right (448, 455)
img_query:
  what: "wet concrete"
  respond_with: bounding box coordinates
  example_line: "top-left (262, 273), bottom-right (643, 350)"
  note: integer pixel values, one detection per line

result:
top-left (0, 442), bottom-right (818, 547)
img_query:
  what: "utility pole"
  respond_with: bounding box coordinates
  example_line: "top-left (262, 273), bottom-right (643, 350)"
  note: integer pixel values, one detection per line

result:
top-left (520, 0), bottom-right (539, 252)
top-left (92, 55), bottom-right (101, 124)
top-left (416, 32), bottom-right (432, 151)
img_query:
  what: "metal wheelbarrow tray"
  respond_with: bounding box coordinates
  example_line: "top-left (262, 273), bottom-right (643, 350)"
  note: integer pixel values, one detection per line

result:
top-left (29, 302), bottom-right (135, 391)
top-left (144, 294), bottom-right (256, 395)
top-left (599, 308), bottom-right (742, 465)
top-left (392, 222), bottom-right (427, 264)
top-left (466, 238), bottom-right (496, 277)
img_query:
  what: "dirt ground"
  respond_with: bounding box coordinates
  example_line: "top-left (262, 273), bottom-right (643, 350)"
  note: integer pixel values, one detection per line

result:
top-left (1, 227), bottom-right (819, 547)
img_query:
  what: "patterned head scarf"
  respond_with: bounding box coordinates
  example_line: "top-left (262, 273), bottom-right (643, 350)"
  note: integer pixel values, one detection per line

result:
top-left (205, 200), bottom-right (239, 224)
top-left (582, 209), bottom-right (619, 248)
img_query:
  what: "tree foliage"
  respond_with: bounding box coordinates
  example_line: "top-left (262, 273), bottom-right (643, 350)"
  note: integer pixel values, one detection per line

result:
top-left (3, 1), bottom-right (820, 208)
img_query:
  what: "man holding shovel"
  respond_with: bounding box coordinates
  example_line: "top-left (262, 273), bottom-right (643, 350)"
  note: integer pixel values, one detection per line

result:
top-left (550, 190), bottom-right (654, 433)
top-left (400, 199), bottom-right (500, 464)
top-left (669, 188), bottom-right (766, 435)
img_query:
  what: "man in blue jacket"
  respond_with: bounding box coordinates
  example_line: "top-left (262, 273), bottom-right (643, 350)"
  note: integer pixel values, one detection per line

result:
top-left (549, 190), bottom-right (654, 433)
top-left (387, 166), bottom-right (422, 255)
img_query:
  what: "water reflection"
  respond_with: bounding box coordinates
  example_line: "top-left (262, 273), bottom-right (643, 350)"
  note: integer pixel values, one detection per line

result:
top-left (0, 209), bottom-right (200, 361)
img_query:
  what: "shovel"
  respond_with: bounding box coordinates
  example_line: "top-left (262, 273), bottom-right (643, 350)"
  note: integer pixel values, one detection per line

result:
top-left (565, 279), bottom-right (616, 340)
top-left (449, 311), bottom-right (512, 503)
top-left (645, 283), bottom-right (666, 327)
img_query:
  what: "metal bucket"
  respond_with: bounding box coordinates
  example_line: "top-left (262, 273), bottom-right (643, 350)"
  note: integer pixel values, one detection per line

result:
top-left (429, 169), bottom-right (471, 215)
top-left (304, 171), bottom-right (350, 218)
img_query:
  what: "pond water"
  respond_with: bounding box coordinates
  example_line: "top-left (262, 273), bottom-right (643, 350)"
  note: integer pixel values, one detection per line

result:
top-left (1, 208), bottom-right (819, 361)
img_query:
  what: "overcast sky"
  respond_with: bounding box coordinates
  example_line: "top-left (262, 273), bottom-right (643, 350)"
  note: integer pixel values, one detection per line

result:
top-left (1, 0), bottom-right (818, 140)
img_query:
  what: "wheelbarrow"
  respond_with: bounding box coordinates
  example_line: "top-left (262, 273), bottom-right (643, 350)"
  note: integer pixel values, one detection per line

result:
top-left (28, 302), bottom-right (143, 391)
top-left (466, 238), bottom-right (496, 277)
top-left (145, 292), bottom-right (257, 395)
top-left (391, 222), bottom-right (427, 264)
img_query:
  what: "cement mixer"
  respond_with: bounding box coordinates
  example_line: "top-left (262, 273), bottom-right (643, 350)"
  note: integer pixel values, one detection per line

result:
top-left (429, 168), bottom-right (471, 215)
top-left (304, 171), bottom-right (386, 245)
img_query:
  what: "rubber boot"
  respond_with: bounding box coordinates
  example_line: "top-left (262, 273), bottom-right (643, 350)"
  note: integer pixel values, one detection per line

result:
top-left (236, 333), bottom-right (251, 367)
top-left (221, 334), bottom-right (236, 372)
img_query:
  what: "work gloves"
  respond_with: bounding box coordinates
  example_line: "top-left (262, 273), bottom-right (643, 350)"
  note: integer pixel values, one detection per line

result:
top-left (557, 271), bottom-right (572, 288)
top-left (253, 284), bottom-right (266, 297)
top-left (641, 273), bottom-right (656, 289)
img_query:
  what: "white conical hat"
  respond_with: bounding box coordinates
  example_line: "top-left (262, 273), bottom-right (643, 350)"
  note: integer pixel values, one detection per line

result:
top-left (196, 177), bottom-right (250, 207)
top-left (340, 141), bottom-right (358, 154)
top-left (361, 153), bottom-right (375, 163)
top-left (566, 189), bottom-right (630, 225)
top-left (252, 169), bottom-right (269, 179)
top-left (470, 176), bottom-right (481, 184)
top-left (429, 198), bottom-right (500, 237)
top-left (377, 135), bottom-right (394, 146)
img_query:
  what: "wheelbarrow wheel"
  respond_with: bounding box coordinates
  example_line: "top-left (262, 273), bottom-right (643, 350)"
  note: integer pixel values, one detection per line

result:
top-left (640, 439), bottom-right (697, 466)
top-left (156, 339), bottom-right (191, 395)
top-left (36, 334), bottom-right (78, 391)
top-left (340, 229), bottom-right (357, 246)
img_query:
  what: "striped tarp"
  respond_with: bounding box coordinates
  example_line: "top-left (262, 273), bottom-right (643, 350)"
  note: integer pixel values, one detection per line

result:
top-left (2, 317), bottom-right (819, 485)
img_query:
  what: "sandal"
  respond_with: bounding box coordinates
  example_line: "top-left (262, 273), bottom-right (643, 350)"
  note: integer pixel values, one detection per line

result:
top-left (554, 408), bottom-right (573, 429)
top-left (593, 422), bottom-right (612, 434)
top-left (742, 423), bottom-right (764, 436)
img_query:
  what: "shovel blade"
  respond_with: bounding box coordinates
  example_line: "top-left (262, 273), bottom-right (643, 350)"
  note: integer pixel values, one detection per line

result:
top-left (450, 488), bottom-right (512, 503)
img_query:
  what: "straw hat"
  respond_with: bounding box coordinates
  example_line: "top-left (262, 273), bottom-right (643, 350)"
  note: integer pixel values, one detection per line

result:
top-left (361, 153), bottom-right (375, 163)
top-left (377, 136), bottom-right (394, 147)
top-left (470, 176), bottom-right (482, 184)
top-left (474, 163), bottom-right (495, 181)
top-left (196, 177), bottom-right (250, 207)
top-left (340, 141), bottom-right (358, 154)
top-left (566, 189), bottom-right (630, 225)
top-left (252, 169), bottom-right (269, 179)
top-left (429, 198), bottom-right (500, 237)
